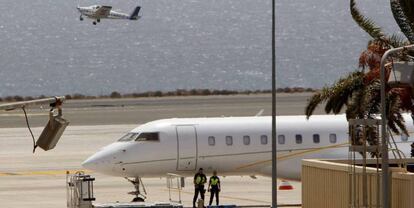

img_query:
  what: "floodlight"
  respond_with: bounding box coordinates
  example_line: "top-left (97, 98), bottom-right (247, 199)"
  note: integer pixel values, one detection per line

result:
top-left (36, 108), bottom-right (69, 151)
top-left (0, 96), bottom-right (69, 152)
top-left (387, 62), bottom-right (414, 89)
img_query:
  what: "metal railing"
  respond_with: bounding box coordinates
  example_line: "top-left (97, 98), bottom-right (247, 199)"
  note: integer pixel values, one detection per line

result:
top-left (167, 173), bottom-right (184, 204)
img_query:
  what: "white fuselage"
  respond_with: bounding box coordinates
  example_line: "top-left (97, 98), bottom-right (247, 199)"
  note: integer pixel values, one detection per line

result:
top-left (78, 7), bottom-right (129, 19)
top-left (76, 5), bottom-right (141, 24)
top-left (82, 115), bottom-right (414, 180)
top-left (78, 6), bottom-right (130, 20)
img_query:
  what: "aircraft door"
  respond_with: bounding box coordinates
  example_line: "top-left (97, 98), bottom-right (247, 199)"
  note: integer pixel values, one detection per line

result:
top-left (176, 125), bottom-right (197, 171)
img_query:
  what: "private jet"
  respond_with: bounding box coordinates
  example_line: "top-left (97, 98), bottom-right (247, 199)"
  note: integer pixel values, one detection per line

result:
top-left (77, 4), bottom-right (141, 25)
top-left (82, 114), bottom-right (414, 201)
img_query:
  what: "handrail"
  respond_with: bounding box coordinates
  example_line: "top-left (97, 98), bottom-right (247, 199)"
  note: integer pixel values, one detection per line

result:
top-left (166, 173), bottom-right (183, 204)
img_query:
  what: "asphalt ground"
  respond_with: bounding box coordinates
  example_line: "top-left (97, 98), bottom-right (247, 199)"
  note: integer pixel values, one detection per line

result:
top-left (0, 125), bottom-right (301, 208)
top-left (0, 93), bottom-right (322, 128)
top-left (0, 94), bottom-right (309, 207)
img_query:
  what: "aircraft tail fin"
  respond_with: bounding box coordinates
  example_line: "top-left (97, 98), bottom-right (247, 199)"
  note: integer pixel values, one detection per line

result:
top-left (129, 6), bottom-right (141, 20)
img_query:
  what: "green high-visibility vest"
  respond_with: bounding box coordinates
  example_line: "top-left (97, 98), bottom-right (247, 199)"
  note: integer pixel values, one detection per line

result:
top-left (196, 176), bottom-right (205, 184)
top-left (211, 178), bottom-right (219, 186)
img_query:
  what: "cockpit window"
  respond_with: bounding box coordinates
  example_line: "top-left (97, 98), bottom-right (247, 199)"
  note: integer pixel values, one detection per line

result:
top-left (118, 133), bottom-right (138, 142)
top-left (135, 132), bottom-right (159, 142)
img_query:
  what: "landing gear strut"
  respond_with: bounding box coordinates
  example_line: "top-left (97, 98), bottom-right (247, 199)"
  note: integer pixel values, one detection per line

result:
top-left (125, 177), bottom-right (147, 202)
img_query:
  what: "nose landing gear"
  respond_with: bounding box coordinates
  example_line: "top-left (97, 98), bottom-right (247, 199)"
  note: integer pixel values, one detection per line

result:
top-left (125, 177), bottom-right (147, 202)
top-left (79, 15), bottom-right (84, 21)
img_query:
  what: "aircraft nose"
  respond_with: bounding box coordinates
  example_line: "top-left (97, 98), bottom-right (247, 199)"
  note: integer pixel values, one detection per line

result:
top-left (82, 154), bottom-right (100, 171)
top-left (82, 142), bottom-right (128, 175)
top-left (82, 148), bottom-right (116, 173)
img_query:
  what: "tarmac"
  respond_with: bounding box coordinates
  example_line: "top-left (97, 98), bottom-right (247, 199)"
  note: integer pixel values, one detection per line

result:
top-left (0, 94), bottom-right (308, 208)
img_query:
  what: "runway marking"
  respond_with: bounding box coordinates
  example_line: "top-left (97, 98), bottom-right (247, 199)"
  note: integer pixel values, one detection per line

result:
top-left (0, 169), bottom-right (91, 176)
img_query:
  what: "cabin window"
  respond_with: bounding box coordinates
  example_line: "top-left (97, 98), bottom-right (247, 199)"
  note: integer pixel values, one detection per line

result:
top-left (261, 135), bottom-right (268, 145)
top-left (401, 133), bottom-right (409, 142)
top-left (313, 134), bottom-right (320, 143)
top-left (118, 133), bottom-right (138, 142)
top-left (243, 136), bottom-right (250, 145)
top-left (226, 136), bottom-right (233, 146)
top-left (135, 132), bottom-right (159, 141)
top-left (208, 136), bottom-right (215, 146)
top-left (329, 134), bottom-right (337, 143)
top-left (295, 134), bottom-right (302, 144)
top-left (278, 135), bottom-right (285, 144)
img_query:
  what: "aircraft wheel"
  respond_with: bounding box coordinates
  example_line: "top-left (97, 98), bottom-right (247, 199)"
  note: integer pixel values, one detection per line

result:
top-left (97, 19), bottom-right (100, 23)
top-left (80, 16), bottom-right (83, 21)
top-left (93, 21), bottom-right (97, 25)
top-left (132, 197), bottom-right (145, 202)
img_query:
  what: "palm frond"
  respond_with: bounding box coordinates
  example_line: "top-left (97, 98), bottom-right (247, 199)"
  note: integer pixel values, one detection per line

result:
top-left (386, 91), bottom-right (408, 135)
top-left (346, 79), bottom-right (381, 121)
top-left (305, 88), bottom-right (327, 119)
top-left (394, 114), bottom-right (408, 135)
top-left (386, 34), bottom-right (410, 48)
top-left (324, 72), bottom-right (364, 114)
top-left (351, 0), bottom-right (410, 48)
top-left (361, 80), bottom-right (381, 116)
top-left (345, 88), bottom-right (364, 119)
top-left (390, 0), bottom-right (414, 43)
top-left (399, 0), bottom-right (414, 29)
top-left (305, 71), bottom-right (364, 118)
top-left (350, 0), bottom-right (384, 39)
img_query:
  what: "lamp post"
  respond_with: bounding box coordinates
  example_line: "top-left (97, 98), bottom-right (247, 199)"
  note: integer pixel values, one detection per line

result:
top-left (0, 96), bottom-right (69, 152)
top-left (380, 45), bottom-right (414, 208)
top-left (271, 0), bottom-right (276, 208)
top-left (0, 96), bottom-right (65, 111)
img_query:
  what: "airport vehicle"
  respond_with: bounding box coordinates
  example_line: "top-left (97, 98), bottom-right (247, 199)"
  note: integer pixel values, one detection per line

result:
top-left (77, 4), bottom-right (141, 25)
top-left (82, 115), bottom-right (413, 200)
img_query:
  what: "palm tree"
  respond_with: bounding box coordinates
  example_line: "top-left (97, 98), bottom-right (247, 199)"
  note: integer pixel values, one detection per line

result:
top-left (305, 0), bottom-right (414, 147)
top-left (390, 0), bottom-right (414, 43)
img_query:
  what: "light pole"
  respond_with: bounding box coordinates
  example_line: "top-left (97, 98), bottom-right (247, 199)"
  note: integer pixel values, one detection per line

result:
top-left (0, 96), bottom-right (65, 111)
top-left (380, 45), bottom-right (414, 208)
top-left (271, 0), bottom-right (277, 208)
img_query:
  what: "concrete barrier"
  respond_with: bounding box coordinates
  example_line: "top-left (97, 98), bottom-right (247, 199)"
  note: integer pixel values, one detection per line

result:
top-left (302, 159), bottom-right (414, 208)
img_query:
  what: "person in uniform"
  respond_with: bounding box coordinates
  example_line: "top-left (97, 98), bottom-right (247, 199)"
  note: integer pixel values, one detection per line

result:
top-left (208, 170), bottom-right (221, 206)
top-left (193, 168), bottom-right (207, 208)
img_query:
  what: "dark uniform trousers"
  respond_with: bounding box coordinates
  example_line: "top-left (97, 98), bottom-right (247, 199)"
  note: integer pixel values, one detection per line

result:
top-left (193, 185), bottom-right (205, 207)
top-left (209, 187), bottom-right (219, 206)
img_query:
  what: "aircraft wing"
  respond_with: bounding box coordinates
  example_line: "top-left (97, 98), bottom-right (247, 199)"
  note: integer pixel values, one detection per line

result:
top-left (95, 6), bottom-right (112, 17)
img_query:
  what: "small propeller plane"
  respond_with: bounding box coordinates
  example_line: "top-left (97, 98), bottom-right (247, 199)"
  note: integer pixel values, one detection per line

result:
top-left (77, 4), bottom-right (141, 25)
